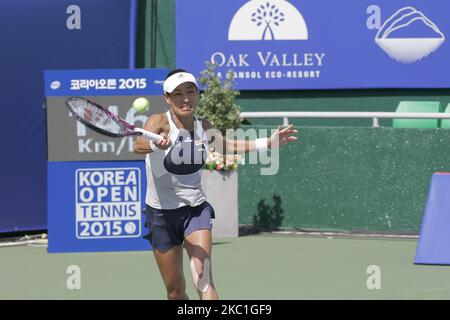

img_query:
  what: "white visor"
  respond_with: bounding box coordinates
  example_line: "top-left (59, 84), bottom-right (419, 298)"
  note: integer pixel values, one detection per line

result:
top-left (163, 72), bottom-right (198, 93)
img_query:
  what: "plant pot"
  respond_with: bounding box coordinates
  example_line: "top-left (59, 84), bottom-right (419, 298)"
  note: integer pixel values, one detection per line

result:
top-left (201, 170), bottom-right (238, 238)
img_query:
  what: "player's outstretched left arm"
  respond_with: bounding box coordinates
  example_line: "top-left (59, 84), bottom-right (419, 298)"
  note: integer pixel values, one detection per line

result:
top-left (203, 119), bottom-right (298, 154)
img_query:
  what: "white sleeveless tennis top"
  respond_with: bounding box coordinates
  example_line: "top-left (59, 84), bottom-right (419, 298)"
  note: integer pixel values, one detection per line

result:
top-left (145, 111), bottom-right (208, 210)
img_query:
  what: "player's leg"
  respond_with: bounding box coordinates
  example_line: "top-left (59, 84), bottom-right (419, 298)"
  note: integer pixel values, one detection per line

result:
top-left (184, 228), bottom-right (219, 300)
top-left (145, 205), bottom-right (189, 300)
top-left (153, 245), bottom-right (189, 300)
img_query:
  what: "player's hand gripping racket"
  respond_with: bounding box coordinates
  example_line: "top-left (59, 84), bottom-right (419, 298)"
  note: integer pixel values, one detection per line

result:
top-left (65, 96), bottom-right (163, 142)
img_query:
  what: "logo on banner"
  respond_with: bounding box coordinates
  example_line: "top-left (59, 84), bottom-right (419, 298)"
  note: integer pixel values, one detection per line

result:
top-left (228, 0), bottom-right (308, 41)
top-left (375, 7), bottom-right (445, 63)
top-left (75, 168), bottom-right (141, 239)
top-left (208, 0), bottom-right (323, 82)
top-left (50, 81), bottom-right (61, 90)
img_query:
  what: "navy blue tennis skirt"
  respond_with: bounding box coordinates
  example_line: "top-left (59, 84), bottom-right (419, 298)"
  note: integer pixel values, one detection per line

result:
top-left (143, 201), bottom-right (215, 251)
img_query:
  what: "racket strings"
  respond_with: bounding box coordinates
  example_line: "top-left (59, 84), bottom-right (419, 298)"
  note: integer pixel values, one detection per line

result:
top-left (68, 98), bottom-right (130, 136)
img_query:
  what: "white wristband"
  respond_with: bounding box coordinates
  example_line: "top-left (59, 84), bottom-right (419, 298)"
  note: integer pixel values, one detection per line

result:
top-left (255, 138), bottom-right (268, 151)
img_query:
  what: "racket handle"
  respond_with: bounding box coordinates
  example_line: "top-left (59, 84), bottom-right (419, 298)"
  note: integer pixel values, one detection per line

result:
top-left (133, 128), bottom-right (163, 142)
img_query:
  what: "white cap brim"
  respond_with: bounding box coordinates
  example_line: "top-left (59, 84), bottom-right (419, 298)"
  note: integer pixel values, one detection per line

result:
top-left (163, 72), bottom-right (198, 93)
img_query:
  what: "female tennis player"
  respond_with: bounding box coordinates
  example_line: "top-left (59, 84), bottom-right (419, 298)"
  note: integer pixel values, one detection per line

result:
top-left (133, 69), bottom-right (297, 300)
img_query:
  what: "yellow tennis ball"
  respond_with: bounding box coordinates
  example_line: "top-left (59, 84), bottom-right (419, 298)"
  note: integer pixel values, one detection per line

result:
top-left (132, 97), bottom-right (149, 112)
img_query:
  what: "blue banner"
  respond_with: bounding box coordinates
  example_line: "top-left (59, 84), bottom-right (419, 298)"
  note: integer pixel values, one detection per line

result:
top-left (415, 173), bottom-right (450, 265)
top-left (176, 0), bottom-right (449, 90)
top-left (0, 0), bottom-right (137, 233)
top-left (48, 161), bottom-right (150, 253)
top-left (44, 69), bottom-right (167, 96)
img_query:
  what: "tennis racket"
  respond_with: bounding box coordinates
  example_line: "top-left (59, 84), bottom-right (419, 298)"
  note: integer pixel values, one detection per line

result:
top-left (65, 96), bottom-right (163, 142)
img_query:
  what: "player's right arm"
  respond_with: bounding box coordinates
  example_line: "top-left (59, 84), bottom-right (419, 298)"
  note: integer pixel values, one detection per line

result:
top-left (133, 113), bottom-right (171, 154)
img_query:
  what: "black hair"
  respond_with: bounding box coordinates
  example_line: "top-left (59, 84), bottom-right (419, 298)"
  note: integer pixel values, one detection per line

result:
top-left (165, 69), bottom-right (188, 79)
